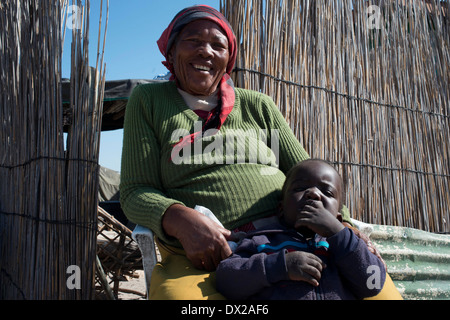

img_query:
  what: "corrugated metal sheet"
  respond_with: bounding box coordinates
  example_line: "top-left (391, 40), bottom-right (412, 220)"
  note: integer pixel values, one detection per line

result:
top-left (355, 221), bottom-right (450, 300)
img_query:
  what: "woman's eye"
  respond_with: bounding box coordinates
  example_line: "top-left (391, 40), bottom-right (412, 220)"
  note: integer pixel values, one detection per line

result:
top-left (212, 42), bottom-right (227, 49)
top-left (182, 37), bottom-right (200, 44)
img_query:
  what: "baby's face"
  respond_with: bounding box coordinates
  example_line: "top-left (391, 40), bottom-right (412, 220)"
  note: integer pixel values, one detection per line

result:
top-left (281, 161), bottom-right (343, 230)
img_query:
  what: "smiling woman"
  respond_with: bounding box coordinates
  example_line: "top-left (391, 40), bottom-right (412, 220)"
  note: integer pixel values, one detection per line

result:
top-left (168, 20), bottom-right (230, 96)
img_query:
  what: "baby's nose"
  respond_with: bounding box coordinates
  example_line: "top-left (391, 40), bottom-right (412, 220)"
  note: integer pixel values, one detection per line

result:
top-left (305, 187), bottom-right (321, 201)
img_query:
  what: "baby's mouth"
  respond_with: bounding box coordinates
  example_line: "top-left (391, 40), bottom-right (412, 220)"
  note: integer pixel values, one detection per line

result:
top-left (297, 199), bottom-right (319, 211)
top-left (295, 200), bottom-right (317, 238)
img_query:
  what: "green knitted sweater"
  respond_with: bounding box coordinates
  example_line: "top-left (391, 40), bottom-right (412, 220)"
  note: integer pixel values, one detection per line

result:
top-left (120, 81), bottom-right (349, 247)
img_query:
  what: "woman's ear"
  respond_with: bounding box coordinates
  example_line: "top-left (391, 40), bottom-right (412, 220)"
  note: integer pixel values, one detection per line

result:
top-left (337, 212), bottom-right (343, 223)
top-left (167, 47), bottom-right (175, 65)
top-left (168, 52), bottom-right (173, 65)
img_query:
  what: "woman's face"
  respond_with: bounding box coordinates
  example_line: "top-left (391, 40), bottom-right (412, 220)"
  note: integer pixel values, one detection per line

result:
top-left (168, 19), bottom-right (230, 96)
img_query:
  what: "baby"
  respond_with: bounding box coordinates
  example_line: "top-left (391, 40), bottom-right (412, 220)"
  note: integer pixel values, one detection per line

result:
top-left (216, 159), bottom-right (386, 300)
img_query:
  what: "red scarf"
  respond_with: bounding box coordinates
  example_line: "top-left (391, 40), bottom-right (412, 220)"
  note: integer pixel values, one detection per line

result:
top-left (157, 5), bottom-right (237, 154)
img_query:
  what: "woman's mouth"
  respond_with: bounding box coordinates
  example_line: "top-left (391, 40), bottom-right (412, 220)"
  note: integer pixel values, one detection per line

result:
top-left (193, 64), bottom-right (212, 72)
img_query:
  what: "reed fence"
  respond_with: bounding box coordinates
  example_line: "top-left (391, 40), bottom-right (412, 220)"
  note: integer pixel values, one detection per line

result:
top-left (0, 0), bottom-right (108, 299)
top-left (221, 0), bottom-right (449, 233)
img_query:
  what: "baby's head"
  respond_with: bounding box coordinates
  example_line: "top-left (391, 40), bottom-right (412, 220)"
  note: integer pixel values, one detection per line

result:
top-left (279, 159), bottom-right (344, 233)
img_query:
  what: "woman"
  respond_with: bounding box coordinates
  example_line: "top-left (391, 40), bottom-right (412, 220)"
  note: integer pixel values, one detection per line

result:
top-left (120, 5), bottom-right (399, 300)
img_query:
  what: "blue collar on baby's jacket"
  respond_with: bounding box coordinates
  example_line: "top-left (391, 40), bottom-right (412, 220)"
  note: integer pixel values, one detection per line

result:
top-left (256, 234), bottom-right (329, 253)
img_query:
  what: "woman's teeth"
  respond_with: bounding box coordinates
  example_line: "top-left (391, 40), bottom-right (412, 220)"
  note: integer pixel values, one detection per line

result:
top-left (194, 64), bottom-right (211, 71)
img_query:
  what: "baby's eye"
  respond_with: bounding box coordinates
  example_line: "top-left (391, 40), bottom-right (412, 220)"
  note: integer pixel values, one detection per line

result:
top-left (324, 190), bottom-right (335, 198)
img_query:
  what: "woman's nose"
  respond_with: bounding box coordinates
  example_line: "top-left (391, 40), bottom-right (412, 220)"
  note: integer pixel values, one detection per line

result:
top-left (305, 187), bottom-right (321, 201)
top-left (198, 42), bottom-right (214, 57)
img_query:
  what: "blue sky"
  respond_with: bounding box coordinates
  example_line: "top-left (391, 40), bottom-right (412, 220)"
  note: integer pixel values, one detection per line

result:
top-left (62, 0), bottom-right (220, 172)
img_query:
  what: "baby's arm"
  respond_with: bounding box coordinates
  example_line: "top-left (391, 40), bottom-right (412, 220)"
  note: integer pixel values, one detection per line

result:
top-left (216, 236), bottom-right (326, 299)
top-left (328, 227), bottom-right (386, 298)
top-left (216, 247), bottom-right (288, 299)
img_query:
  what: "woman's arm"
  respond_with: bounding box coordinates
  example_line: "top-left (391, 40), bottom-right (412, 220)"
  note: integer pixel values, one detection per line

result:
top-left (120, 85), bottom-right (184, 245)
top-left (120, 85), bottom-right (239, 269)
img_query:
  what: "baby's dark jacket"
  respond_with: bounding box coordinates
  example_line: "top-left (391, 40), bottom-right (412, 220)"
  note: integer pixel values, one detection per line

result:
top-left (216, 223), bottom-right (386, 300)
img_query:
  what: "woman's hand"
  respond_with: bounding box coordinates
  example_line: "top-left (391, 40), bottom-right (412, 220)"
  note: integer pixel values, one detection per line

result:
top-left (162, 204), bottom-right (233, 271)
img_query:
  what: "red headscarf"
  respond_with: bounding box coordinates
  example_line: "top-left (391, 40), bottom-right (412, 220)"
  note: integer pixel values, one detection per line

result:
top-left (157, 5), bottom-right (237, 155)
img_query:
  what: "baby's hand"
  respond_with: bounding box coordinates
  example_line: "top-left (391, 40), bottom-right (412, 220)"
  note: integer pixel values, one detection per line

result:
top-left (285, 251), bottom-right (326, 287)
top-left (295, 200), bottom-right (344, 237)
